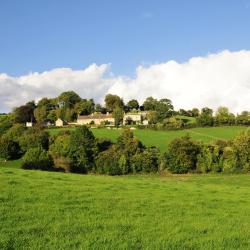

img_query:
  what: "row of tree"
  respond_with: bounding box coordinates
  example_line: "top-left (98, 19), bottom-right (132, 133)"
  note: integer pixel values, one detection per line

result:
top-left (3, 90), bottom-right (250, 127)
top-left (0, 124), bottom-right (249, 174)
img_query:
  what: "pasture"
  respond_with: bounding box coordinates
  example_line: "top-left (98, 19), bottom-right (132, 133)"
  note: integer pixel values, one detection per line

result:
top-left (49, 126), bottom-right (247, 152)
top-left (0, 166), bottom-right (249, 249)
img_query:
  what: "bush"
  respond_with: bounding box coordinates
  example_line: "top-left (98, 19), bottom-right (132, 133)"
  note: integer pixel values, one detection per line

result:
top-left (131, 147), bottom-right (160, 173)
top-left (0, 135), bottom-right (20, 160)
top-left (163, 135), bottom-right (200, 173)
top-left (21, 147), bottom-right (53, 170)
top-left (232, 130), bottom-right (250, 172)
top-left (95, 146), bottom-right (122, 175)
top-left (68, 126), bottom-right (97, 173)
top-left (19, 128), bottom-right (50, 153)
top-left (221, 146), bottom-right (238, 173)
top-left (49, 133), bottom-right (72, 172)
top-left (197, 144), bottom-right (221, 173)
top-left (4, 124), bottom-right (26, 142)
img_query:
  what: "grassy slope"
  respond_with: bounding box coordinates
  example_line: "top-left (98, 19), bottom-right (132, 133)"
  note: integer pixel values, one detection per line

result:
top-left (0, 167), bottom-right (249, 249)
top-left (49, 126), bottom-right (247, 152)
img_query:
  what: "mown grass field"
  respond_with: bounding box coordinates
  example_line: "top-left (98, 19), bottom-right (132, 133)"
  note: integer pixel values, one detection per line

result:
top-left (49, 126), bottom-right (248, 152)
top-left (0, 166), bottom-right (249, 249)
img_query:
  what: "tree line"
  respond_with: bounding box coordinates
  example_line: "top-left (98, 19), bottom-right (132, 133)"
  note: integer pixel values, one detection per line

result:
top-left (1, 90), bottom-right (249, 128)
top-left (0, 124), bottom-right (249, 174)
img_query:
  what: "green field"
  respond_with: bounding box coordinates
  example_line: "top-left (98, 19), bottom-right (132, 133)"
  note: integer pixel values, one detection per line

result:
top-left (49, 126), bottom-right (248, 152)
top-left (0, 166), bottom-right (249, 249)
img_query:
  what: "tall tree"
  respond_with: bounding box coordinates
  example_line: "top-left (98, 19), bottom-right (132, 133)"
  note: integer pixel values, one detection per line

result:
top-left (127, 99), bottom-right (139, 111)
top-left (112, 106), bottom-right (124, 127)
top-left (58, 91), bottom-right (81, 108)
top-left (104, 94), bottom-right (124, 111)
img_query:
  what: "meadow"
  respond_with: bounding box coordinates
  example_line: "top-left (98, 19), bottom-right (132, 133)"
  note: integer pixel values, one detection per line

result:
top-left (0, 166), bottom-right (249, 249)
top-left (49, 126), bottom-right (247, 152)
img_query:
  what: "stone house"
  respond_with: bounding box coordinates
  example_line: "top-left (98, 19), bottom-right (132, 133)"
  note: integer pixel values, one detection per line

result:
top-left (77, 113), bottom-right (114, 125)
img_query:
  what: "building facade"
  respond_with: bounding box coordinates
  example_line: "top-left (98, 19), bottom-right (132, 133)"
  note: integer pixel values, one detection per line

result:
top-left (77, 113), bottom-right (114, 125)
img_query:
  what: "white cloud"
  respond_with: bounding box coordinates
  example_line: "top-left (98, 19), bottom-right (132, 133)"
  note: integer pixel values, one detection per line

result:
top-left (109, 50), bottom-right (250, 113)
top-left (0, 50), bottom-right (250, 113)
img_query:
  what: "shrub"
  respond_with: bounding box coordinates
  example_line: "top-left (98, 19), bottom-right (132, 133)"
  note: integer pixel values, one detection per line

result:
top-left (0, 135), bottom-right (20, 160)
top-left (95, 146), bottom-right (122, 175)
top-left (232, 130), bottom-right (250, 172)
top-left (197, 144), bottom-right (221, 173)
top-left (68, 126), bottom-right (97, 173)
top-left (131, 147), bottom-right (160, 173)
top-left (19, 128), bottom-right (49, 153)
top-left (221, 146), bottom-right (238, 173)
top-left (49, 133), bottom-right (72, 172)
top-left (21, 147), bottom-right (53, 170)
top-left (163, 135), bottom-right (200, 173)
top-left (4, 124), bottom-right (26, 142)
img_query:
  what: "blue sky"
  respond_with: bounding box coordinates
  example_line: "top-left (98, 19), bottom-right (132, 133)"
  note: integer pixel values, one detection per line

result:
top-left (1, 0), bottom-right (250, 77)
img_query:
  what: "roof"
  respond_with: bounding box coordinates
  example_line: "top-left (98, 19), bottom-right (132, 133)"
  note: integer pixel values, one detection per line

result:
top-left (78, 114), bottom-right (113, 120)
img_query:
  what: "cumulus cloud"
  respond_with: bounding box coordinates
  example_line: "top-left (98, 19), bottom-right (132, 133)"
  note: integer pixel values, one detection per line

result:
top-left (0, 50), bottom-right (250, 113)
top-left (108, 50), bottom-right (250, 113)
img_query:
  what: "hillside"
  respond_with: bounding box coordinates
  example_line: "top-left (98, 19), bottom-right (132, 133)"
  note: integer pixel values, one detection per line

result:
top-left (49, 126), bottom-right (248, 152)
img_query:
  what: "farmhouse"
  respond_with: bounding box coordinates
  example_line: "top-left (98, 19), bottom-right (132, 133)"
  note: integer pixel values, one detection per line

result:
top-left (123, 112), bottom-right (148, 125)
top-left (55, 118), bottom-right (67, 127)
top-left (77, 113), bottom-right (114, 125)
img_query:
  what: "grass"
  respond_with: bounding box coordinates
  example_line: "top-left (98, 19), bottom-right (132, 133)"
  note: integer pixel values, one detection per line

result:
top-left (49, 126), bottom-right (248, 152)
top-left (0, 166), bottom-right (249, 249)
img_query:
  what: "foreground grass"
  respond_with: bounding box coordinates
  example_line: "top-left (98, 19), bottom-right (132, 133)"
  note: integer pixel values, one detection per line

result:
top-left (0, 167), bottom-right (249, 249)
top-left (49, 126), bottom-right (247, 152)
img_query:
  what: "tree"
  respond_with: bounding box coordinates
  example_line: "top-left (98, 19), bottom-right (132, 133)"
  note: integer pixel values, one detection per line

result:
top-left (21, 147), bottom-right (53, 170)
top-left (215, 106), bottom-right (235, 125)
top-left (75, 99), bottom-right (95, 115)
top-left (231, 130), bottom-right (250, 172)
top-left (4, 124), bottom-right (26, 142)
top-left (58, 91), bottom-right (81, 108)
top-left (13, 103), bottom-right (36, 123)
top-left (104, 94), bottom-right (124, 111)
top-left (68, 126), bottom-right (97, 173)
top-left (143, 97), bottom-right (158, 111)
top-left (47, 110), bottom-right (57, 122)
top-left (131, 147), bottom-right (160, 173)
top-left (95, 146), bottom-right (122, 175)
top-left (197, 144), bottom-right (221, 173)
top-left (19, 128), bottom-right (50, 153)
top-left (236, 111), bottom-right (250, 125)
top-left (191, 108), bottom-right (200, 117)
top-left (197, 107), bottom-right (214, 126)
top-left (34, 106), bottom-right (47, 123)
top-left (49, 132), bottom-right (72, 172)
top-left (155, 98), bottom-right (174, 122)
top-left (0, 135), bottom-right (20, 160)
top-left (127, 99), bottom-right (139, 111)
top-left (116, 129), bottom-right (144, 168)
top-left (95, 104), bottom-right (106, 114)
top-left (163, 135), bottom-right (200, 173)
top-left (112, 106), bottom-right (124, 127)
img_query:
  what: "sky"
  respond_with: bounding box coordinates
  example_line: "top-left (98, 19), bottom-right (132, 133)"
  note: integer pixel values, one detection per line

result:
top-left (1, 0), bottom-right (250, 113)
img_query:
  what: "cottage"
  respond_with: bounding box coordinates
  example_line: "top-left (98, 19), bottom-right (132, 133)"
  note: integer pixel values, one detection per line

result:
top-left (77, 113), bottom-right (114, 125)
top-left (55, 118), bottom-right (67, 127)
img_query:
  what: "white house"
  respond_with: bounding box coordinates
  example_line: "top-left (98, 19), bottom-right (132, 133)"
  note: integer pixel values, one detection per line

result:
top-left (123, 112), bottom-right (148, 125)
